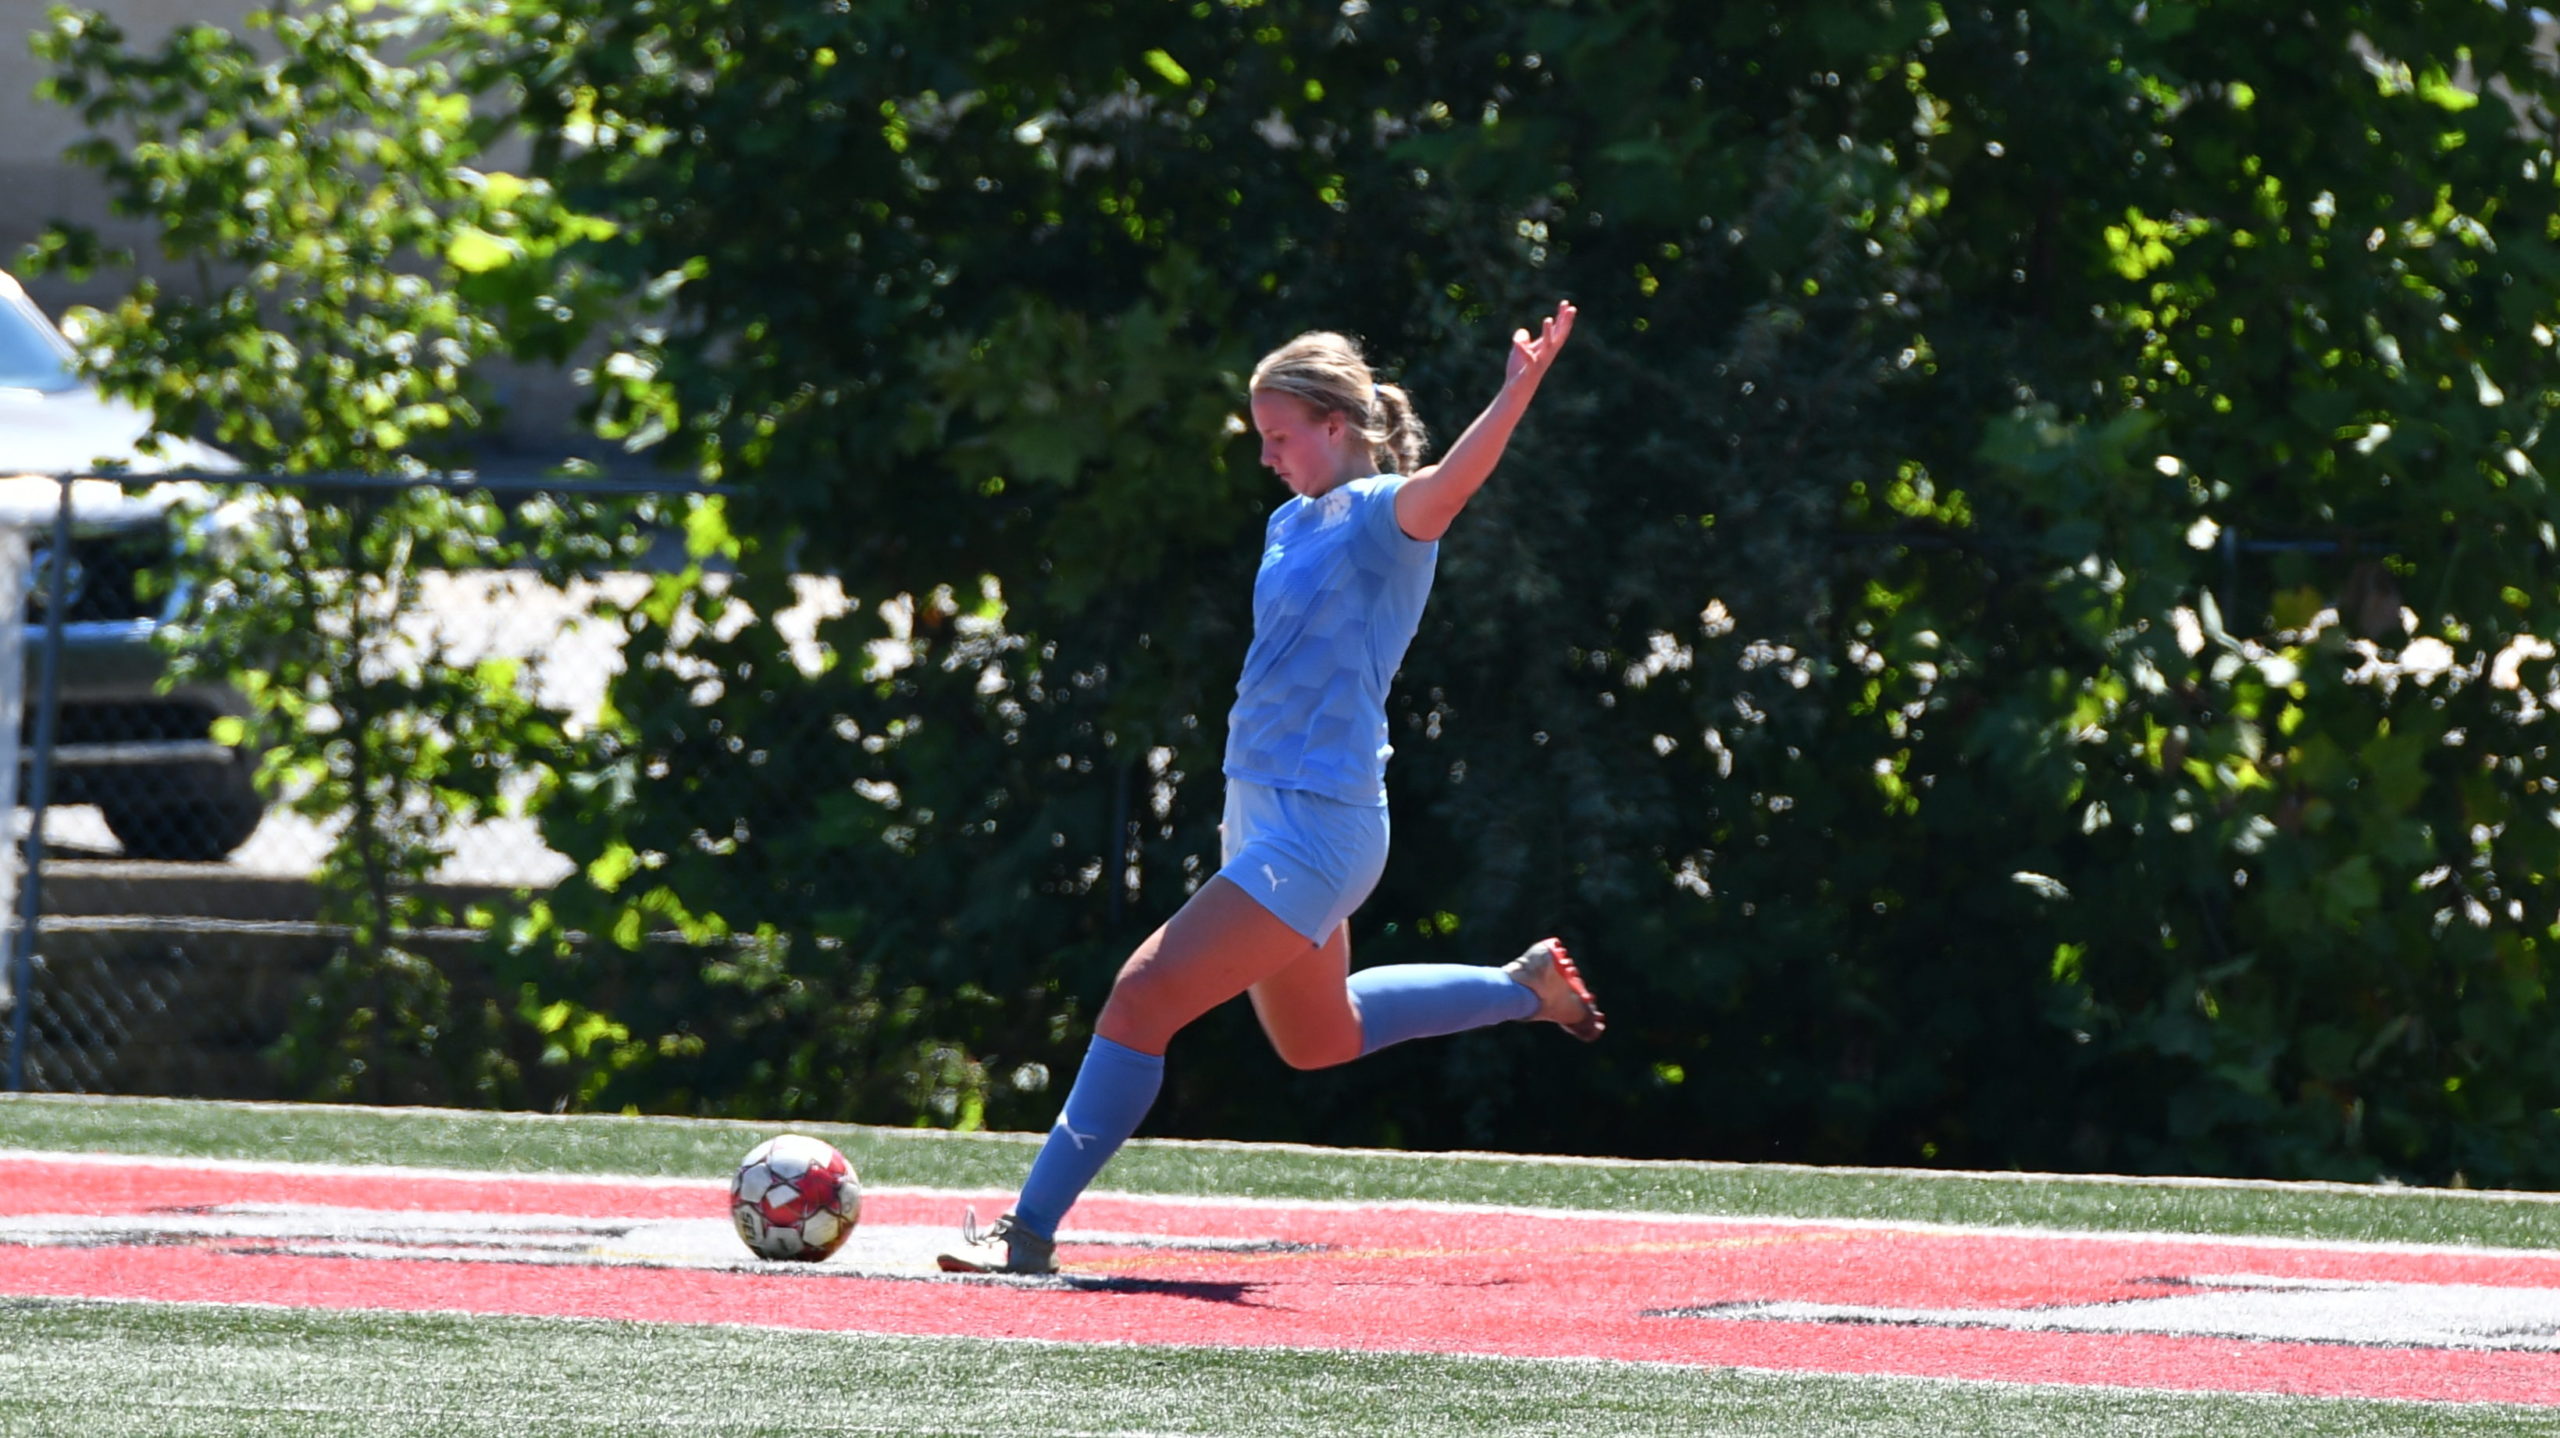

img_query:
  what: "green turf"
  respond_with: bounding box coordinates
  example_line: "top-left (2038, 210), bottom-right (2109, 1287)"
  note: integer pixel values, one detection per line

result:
top-left (2, 1297), bottom-right (2544, 1438)
top-left (5, 1092), bottom-right (2558, 1249)
top-left (6, 1096), bottom-right (2559, 1434)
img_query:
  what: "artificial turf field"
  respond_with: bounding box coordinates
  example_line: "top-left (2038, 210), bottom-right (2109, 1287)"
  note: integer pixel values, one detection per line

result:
top-left (3, 1095), bottom-right (2559, 1435)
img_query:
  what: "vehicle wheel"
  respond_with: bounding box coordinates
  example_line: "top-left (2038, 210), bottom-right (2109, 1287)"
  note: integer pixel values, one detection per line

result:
top-left (99, 762), bottom-right (267, 862)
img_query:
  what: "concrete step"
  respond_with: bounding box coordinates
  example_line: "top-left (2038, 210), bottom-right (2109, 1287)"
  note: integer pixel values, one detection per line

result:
top-left (31, 859), bottom-right (530, 923)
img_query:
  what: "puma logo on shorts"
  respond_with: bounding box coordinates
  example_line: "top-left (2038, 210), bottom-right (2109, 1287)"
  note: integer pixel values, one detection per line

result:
top-left (1217, 778), bottom-right (1389, 943)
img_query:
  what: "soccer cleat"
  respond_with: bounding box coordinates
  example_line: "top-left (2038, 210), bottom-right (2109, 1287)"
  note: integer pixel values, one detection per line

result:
top-left (935, 1207), bottom-right (1059, 1275)
top-left (1504, 937), bottom-right (1606, 1042)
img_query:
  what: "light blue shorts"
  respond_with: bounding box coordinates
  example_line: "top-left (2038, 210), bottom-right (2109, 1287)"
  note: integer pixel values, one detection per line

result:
top-left (1216, 778), bottom-right (1389, 944)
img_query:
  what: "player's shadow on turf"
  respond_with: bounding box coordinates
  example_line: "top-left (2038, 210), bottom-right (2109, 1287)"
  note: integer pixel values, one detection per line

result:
top-left (1066, 1276), bottom-right (1266, 1305)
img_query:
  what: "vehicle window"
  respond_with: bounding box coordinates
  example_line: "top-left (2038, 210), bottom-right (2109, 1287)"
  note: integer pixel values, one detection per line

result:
top-left (0, 296), bottom-right (78, 392)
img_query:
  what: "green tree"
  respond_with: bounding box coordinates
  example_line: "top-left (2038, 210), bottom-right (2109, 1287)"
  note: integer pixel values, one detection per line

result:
top-left (1929, 5), bottom-right (2560, 1182)
top-left (28, 3), bottom-right (638, 1104)
top-left (35, 0), bottom-right (2560, 1185)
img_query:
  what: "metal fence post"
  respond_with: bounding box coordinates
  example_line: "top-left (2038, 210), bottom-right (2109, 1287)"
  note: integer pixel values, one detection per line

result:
top-left (8, 480), bottom-right (76, 1092)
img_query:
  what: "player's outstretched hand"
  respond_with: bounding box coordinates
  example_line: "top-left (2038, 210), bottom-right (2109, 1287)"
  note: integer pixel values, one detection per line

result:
top-left (1503, 300), bottom-right (1577, 392)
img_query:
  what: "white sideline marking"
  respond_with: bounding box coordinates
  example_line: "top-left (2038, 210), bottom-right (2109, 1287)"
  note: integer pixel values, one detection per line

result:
top-left (0, 1199), bottom-right (1327, 1292)
top-left (0, 1204), bottom-right (945, 1275)
top-left (0, 1200), bottom-right (1322, 1277)
top-left (1691, 1274), bottom-right (2560, 1352)
top-left (6, 1148), bottom-right (2560, 1265)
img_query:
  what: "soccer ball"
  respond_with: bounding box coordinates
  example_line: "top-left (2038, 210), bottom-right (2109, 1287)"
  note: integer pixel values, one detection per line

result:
top-left (730, 1134), bottom-right (862, 1261)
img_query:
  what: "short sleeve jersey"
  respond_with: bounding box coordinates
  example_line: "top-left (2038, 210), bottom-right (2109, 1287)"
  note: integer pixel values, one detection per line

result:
top-left (1222, 474), bottom-right (1439, 807)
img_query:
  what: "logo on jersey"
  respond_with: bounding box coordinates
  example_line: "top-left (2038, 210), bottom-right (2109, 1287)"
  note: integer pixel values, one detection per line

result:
top-left (1315, 489), bottom-right (1354, 529)
top-left (1262, 864), bottom-right (1289, 892)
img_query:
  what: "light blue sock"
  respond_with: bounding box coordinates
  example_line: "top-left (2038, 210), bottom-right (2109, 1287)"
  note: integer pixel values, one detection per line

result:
top-left (1352, 963), bottom-right (1539, 1057)
top-left (1013, 1035), bottom-right (1164, 1240)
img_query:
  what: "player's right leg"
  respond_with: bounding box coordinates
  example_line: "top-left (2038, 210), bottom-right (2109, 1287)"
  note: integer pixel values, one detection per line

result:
top-left (1499, 937), bottom-right (1606, 1041)
top-left (1247, 921), bottom-right (1363, 1069)
top-left (1258, 933), bottom-right (1604, 1060)
top-left (1240, 779), bottom-right (1604, 1060)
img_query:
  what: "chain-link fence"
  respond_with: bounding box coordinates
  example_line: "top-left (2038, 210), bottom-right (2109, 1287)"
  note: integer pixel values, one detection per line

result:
top-left (0, 465), bottom-right (1146, 1137)
top-left (0, 473), bottom-right (698, 1097)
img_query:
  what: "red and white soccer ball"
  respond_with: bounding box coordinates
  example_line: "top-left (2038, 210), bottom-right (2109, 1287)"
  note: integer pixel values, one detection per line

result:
top-left (730, 1134), bottom-right (862, 1261)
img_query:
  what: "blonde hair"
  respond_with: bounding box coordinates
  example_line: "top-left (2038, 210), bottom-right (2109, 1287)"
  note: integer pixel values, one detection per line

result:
top-left (1248, 331), bottom-right (1430, 475)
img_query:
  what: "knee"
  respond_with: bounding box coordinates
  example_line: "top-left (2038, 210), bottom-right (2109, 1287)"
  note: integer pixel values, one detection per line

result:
top-left (1267, 1031), bottom-right (1362, 1072)
top-left (1094, 976), bottom-right (1183, 1054)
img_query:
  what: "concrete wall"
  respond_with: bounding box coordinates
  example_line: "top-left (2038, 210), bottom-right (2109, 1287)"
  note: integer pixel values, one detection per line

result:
top-left (1, 1), bottom-right (586, 456)
top-left (3, 1), bottom-right (265, 305)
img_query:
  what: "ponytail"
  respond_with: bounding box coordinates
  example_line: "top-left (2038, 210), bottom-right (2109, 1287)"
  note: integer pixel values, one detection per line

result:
top-left (1367, 382), bottom-right (1428, 475)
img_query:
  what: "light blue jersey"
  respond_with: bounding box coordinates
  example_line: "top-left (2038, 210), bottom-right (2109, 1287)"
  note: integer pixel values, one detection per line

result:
top-left (1223, 474), bottom-right (1438, 807)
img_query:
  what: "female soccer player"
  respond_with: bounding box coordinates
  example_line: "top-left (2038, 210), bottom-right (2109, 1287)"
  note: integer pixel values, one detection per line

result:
top-left (942, 302), bottom-right (1601, 1275)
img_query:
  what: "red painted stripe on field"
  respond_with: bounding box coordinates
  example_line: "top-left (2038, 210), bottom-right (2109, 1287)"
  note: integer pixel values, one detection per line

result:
top-left (5, 1154), bottom-right (2557, 1405)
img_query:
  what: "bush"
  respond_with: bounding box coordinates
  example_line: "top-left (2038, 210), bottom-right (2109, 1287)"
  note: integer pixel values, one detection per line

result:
top-left (36, 0), bottom-right (2560, 1185)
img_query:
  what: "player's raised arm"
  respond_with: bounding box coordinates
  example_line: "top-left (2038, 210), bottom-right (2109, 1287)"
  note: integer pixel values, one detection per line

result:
top-left (1392, 300), bottom-right (1577, 543)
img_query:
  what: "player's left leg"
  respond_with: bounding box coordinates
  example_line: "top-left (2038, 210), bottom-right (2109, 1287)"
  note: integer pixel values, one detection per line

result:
top-left (940, 876), bottom-right (1314, 1276)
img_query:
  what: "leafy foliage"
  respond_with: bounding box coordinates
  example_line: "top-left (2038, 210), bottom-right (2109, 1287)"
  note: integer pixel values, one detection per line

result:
top-left (33, 0), bottom-right (2560, 1184)
top-left (26, 3), bottom-right (636, 1104)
